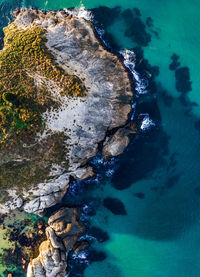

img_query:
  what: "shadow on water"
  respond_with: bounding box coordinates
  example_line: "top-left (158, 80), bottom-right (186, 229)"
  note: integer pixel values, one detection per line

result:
top-left (91, 6), bottom-right (200, 242)
top-left (67, 252), bottom-right (124, 277)
top-left (1, 3), bottom-right (200, 275)
top-left (111, 46), bottom-right (170, 190)
top-left (92, 6), bottom-right (159, 50)
top-left (111, 126), bottom-right (170, 190)
top-left (103, 197), bottom-right (127, 215)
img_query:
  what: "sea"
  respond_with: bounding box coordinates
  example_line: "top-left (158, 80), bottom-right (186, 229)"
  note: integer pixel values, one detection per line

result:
top-left (0, 0), bottom-right (200, 277)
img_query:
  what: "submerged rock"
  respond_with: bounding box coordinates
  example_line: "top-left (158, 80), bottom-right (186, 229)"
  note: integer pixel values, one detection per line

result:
top-left (0, 8), bottom-right (133, 214)
top-left (103, 197), bottom-right (127, 215)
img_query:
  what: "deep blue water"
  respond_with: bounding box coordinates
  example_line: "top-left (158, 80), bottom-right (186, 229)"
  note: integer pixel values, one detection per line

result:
top-left (1, 1), bottom-right (200, 277)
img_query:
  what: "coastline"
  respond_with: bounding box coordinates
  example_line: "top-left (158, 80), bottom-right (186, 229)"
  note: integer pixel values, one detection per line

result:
top-left (0, 6), bottom-right (132, 215)
top-left (0, 7), bottom-right (136, 277)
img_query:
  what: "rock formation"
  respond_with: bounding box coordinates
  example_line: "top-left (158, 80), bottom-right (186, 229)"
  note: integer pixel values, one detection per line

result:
top-left (27, 207), bottom-right (85, 277)
top-left (0, 8), bottom-right (133, 215)
top-left (102, 122), bottom-right (137, 159)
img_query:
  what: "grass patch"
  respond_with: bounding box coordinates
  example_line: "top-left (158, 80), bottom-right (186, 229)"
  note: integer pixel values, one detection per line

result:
top-left (0, 23), bottom-right (85, 146)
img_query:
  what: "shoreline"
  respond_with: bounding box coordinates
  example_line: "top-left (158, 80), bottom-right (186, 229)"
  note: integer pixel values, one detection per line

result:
top-left (0, 7), bottom-right (135, 215)
top-left (0, 7), bottom-right (136, 277)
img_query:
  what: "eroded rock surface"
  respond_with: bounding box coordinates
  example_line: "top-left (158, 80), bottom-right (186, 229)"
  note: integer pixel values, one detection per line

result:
top-left (27, 207), bottom-right (85, 277)
top-left (0, 8), bottom-right (133, 214)
top-left (102, 122), bottom-right (137, 159)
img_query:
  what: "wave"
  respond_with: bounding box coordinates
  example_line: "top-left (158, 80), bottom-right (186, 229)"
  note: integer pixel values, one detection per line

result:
top-left (91, 153), bottom-right (118, 177)
top-left (139, 113), bottom-right (155, 131)
top-left (131, 102), bottom-right (136, 120)
top-left (120, 50), bottom-right (155, 130)
top-left (120, 49), bottom-right (148, 95)
top-left (71, 251), bottom-right (89, 264)
top-left (64, 3), bottom-right (93, 21)
top-left (94, 25), bottom-right (112, 49)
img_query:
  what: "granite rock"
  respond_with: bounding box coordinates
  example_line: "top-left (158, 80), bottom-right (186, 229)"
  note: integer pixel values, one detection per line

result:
top-left (27, 207), bottom-right (85, 277)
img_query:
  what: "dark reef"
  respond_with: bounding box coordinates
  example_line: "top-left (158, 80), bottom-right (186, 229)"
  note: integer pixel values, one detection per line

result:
top-left (103, 197), bottom-right (127, 215)
top-left (88, 226), bottom-right (109, 242)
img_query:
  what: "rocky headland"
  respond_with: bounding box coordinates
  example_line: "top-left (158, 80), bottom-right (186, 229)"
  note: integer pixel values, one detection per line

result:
top-left (0, 7), bottom-right (135, 277)
top-left (0, 8), bottom-right (134, 215)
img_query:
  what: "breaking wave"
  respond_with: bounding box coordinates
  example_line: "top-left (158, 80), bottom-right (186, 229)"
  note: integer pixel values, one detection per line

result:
top-left (64, 3), bottom-right (93, 21)
top-left (120, 49), bottom-right (148, 95)
top-left (139, 113), bottom-right (155, 131)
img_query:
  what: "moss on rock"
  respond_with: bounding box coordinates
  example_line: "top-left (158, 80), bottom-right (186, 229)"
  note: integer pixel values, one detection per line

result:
top-left (0, 131), bottom-right (69, 203)
top-left (0, 211), bottom-right (47, 276)
top-left (0, 23), bottom-right (85, 146)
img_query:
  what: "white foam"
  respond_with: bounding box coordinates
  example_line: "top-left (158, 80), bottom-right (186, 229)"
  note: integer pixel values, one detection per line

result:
top-left (92, 155), bottom-right (104, 166)
top-left (64, 3), bottom-right (93, 21)
top-left (94, 26), bottom-right (111, 48)
top-left (106, 168), bottom-right (115, 177)
top-left (140, 114), bottom-right (155, 131)
top-left (72, 251), bottom-right (88, 260)
top-left (120, 49), bottom-right (148, 95)
top-left (131, 102), bottom-right (136, 120)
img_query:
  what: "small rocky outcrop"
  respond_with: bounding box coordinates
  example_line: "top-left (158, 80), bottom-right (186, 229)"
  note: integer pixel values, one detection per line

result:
top-left (27, 207), bottom-right (85, 277)
top-left (102, 122), bottom-right (137, 159)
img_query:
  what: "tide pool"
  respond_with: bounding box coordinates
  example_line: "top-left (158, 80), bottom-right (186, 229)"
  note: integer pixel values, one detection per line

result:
top-left (0, 1), bottom-right (200, 277)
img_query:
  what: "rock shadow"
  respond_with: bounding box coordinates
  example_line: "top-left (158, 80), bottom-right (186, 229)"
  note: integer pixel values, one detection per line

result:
top-left (169, 53), bottom-right (199, 113)
top-left (103, 197), bottom-right (127, 215)
top-left (92, 6), bottom-right (159, 50)
top-left (67, 248), bottom-right (124, 277)
top-left (88, 226), bottom-right (110, 242)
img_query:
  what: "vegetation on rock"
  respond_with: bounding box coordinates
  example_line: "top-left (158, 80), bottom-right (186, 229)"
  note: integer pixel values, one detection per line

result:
top-left (0, 211), bottom-right (47, 276)
top-left (0, 132), bottom-right (69, 197)
top-left (0, 23), bottom-right (85, 145)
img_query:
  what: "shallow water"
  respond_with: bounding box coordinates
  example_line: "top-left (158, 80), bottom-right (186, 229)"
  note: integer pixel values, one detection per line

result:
top-left (0, 1), bottom-right (200, 277)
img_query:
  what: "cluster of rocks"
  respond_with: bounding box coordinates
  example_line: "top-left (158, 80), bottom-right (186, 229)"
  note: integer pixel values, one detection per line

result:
top-left (27, 207), bottom-right (85, 277)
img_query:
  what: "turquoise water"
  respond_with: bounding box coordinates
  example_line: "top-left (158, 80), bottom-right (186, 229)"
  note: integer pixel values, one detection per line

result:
top-left (1, 1), bottom-right (200, 277)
